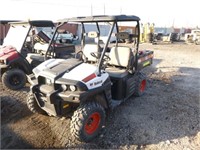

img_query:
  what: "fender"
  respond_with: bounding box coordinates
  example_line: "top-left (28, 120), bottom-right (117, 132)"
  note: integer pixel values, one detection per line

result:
top-left (79, 78), bottom-right (112, 109)
top-left (0, 46), bottom-right (32, 74)
top-left (94, 93), bottom-right (109, 109)
top-left (0, 46), bottom-right (19, 60)
top-left (7, 57), bottom-right (32, 74)
top-left (0, 46), bottom-right (28, 73)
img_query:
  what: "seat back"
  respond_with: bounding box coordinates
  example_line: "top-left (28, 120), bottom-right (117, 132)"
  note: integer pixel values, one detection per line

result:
top-left (82, 44), bottom-right (99, 62)
top-left (34, 42), bottom-right (49, 55)
top-left (82, 31), bottom-right (100, 62)
top-left (108, 46), bottom-right (131, 68)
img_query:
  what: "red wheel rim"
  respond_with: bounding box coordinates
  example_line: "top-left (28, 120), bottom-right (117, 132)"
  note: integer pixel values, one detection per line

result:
top-left (84, 112), bottom-right (101, 135)
top-left (140, 80), bottom-right (146, 92)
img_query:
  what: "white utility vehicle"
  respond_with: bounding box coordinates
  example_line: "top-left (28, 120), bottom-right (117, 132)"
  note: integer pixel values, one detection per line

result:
top-left (27, 15), bottom-right (154, 142)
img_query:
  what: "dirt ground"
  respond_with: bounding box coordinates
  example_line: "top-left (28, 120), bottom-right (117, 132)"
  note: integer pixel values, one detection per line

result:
top-left (1, 42), bottom-right (200, 149)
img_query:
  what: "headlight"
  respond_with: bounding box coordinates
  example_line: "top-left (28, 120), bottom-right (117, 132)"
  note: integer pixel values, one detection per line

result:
top-left (69, 85), bottom-right (76, 91)
top-left (61, 84), bottom-right (68, 91)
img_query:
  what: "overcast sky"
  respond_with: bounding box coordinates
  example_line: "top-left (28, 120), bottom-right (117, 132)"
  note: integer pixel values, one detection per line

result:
top-left (1, 0), bottom-right (199, 28)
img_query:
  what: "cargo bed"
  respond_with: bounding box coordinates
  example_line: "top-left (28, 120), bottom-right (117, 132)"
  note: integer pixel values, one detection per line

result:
top-left (137, 50), bottom-right (154, 70)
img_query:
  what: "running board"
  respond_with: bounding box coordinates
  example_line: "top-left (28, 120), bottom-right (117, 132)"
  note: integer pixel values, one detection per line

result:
top-left (110, 99), bottom-right (123, 109)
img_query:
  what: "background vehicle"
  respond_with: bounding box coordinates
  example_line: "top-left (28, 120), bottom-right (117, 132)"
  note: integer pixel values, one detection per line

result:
top-left (0, 20), bottom-right (75, 90)
top-left (185, 29), bottom-right (200, 45)
top-left (56, 29), bottom-right (79, 43)
top-left (0, 20), bottom-right (20, 45)
top-left (95, 35), bottom-right (116, 44)
top-left (27, 15), bottom-right (153, 142)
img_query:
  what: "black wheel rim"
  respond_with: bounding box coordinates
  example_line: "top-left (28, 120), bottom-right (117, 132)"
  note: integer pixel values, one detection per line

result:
top-left (9, 74), bottom-right (22, 86)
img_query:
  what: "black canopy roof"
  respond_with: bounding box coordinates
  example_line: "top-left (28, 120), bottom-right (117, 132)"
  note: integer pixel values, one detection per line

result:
top-left (59, 15), bottom-right (140, 23)
top-left (29, 20), bottom-right (55, 27)
top-left (0, 20), bottom-right (20, 24)
top-left (8, 20), bottom-right (55, 27)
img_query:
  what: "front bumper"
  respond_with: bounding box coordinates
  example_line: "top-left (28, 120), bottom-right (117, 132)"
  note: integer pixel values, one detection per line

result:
top-left (31, 85), bottom-right (79, 116)
top-left (31, 82), bottom-right (111, 117)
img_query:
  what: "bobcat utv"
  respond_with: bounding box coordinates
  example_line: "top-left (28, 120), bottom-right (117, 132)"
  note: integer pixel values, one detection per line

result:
top-left (27, 15), bottom-right (154, 142)
top-left (0, 20), bottom-right (75, 90)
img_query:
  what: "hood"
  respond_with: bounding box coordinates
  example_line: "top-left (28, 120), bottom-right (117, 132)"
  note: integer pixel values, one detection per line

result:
top-left (0, 46), bottom-right (19, 61)
top-left (61, 63), bottom-right (97, 81)
top-left (60, 63), bottom-right (109, 89)
top-left (33, 58), bottom-right (83, 79)
top-left (33, 58), bottom-right (109, 90)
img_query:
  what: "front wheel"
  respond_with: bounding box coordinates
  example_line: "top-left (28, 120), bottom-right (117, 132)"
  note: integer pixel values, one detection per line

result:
top-left (70, 102), bottom-right (106, 142)
top-left (27, 92), bottom-right (46, 114)
top-left (2, 69), bottom-right (26, 90)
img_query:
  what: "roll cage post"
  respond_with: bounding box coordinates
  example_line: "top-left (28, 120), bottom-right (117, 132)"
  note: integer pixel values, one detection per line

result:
top-left (81, 22), bottom-right (86, 48)
top-left (44, 22), bottom-right (65, 60)
top-left (97, 21), bottom-right (116, 76)
top-left (96, 22), bottom-right (101, 58)
top-left (22, 24), bottom-right (33, 53)
top-left (134, 20), bottom-right (140, 71)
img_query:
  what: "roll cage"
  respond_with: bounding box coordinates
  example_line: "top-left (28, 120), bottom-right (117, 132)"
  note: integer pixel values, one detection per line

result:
top-left (48, 15), bottom-right (141, 75)
top-left (3, 20), bottom-right (55, 53)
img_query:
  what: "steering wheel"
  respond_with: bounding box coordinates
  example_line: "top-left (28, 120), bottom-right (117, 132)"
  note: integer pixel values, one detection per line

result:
top-left (103, 54), bottom-right (111, 61)
top-left (76, 51), bottom-right (88, 62)
top-left (90, 52), bottom-right (111, 61)
top-left (90, 52), bottom-right (99, 59)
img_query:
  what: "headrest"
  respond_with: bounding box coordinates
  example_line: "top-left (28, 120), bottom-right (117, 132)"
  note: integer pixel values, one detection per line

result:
top-left (115, 32), bottom-right (130, 39)
top-left (85, 31), bottom-right (99, 38)
top-left (57, 29), bottom-right (69, 34)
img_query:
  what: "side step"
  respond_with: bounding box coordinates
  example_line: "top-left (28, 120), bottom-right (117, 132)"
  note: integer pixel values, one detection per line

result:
top-left (110, 99), bottom-right (123, 109)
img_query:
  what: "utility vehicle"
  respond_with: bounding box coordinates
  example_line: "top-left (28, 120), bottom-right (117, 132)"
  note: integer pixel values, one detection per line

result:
top-left (185, 29), bottom-right (200, 45)
top-left (0, 20), bottom-right (75, 90)
top-left (56, 29), bottom-right (79, 44)
top-left (27, 15), bottom-right (154, 142)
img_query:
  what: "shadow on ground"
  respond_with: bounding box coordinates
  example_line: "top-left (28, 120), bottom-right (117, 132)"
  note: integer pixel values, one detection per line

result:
top-left (1, 95), bottom-right (34, 149)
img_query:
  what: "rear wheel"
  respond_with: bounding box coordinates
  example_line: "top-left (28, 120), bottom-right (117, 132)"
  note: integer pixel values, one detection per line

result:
top-left (2, 69), bottom-right (26, 90)
top-left (27, 92), bottom-right (46, 114)
top-left (70, 102), bottom-right (105, 142)
top-left (134, 72), bottom-right (147, 97)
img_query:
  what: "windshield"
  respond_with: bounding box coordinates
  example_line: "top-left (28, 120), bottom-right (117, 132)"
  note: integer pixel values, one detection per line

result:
top-left (3, 24), bottom-right (30, 51)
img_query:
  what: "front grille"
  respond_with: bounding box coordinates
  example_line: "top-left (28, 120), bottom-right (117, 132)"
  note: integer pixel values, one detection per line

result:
top-left (55, 84), bottom-right (61, 90)
top-left (38, 76), bottom-right (52, 85)
top-left (38, 76), bottom-right (46, 84)
top-left (38, 76), bottom-right (63, 92)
